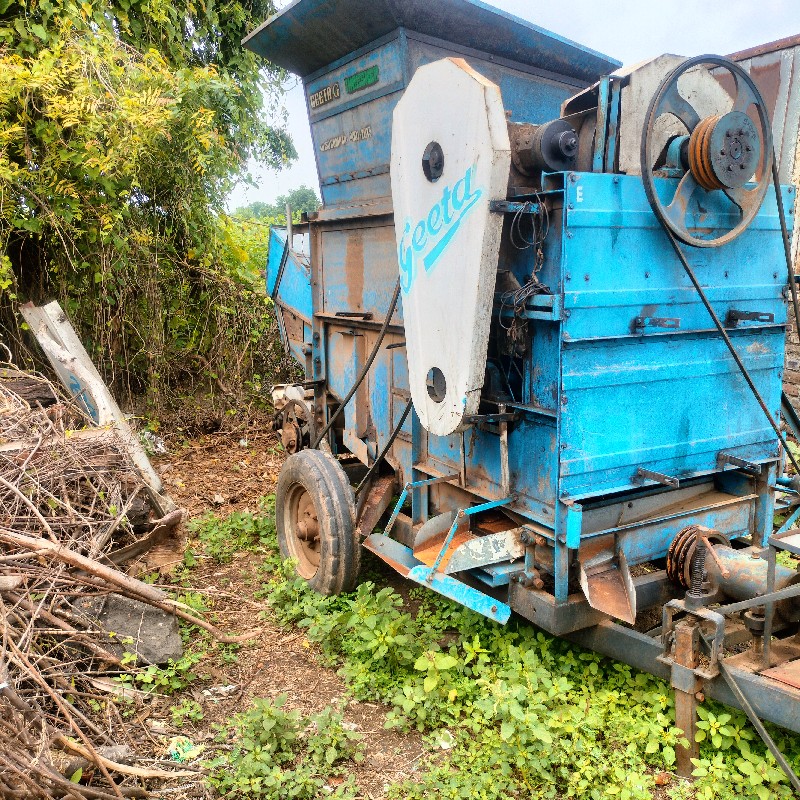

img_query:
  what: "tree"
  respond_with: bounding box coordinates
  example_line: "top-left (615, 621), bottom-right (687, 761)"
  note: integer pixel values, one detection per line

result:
top-left (234, 186), bottom-right (322, 222)
top-left (0, 1), bottom-right (297, 408)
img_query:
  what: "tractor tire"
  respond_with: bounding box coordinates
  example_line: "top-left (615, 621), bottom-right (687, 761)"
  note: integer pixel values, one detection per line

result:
top-left (275, 449), bottom-right (360, 595)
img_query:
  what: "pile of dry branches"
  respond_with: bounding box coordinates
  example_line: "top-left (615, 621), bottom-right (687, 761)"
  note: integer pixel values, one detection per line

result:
top-left (0, 366), bottom-right (212, 798)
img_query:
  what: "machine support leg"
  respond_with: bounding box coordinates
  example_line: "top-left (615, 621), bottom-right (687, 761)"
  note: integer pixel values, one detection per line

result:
top-left (763, 544), bottom-right (776, 668)
top-left (554, 538), bottom-right (570, 603)
top-left (673, 621), bottom-right (700, 778)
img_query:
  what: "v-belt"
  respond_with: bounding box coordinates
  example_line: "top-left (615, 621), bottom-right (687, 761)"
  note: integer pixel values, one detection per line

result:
top-left (653, 145), bottom-right (800, 792)
top-left (655, 154), bottom-right (800, 477)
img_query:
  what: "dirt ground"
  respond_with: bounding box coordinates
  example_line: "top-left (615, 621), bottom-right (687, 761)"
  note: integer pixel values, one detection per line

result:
top-left (150, 426), bottom-right (425, 799)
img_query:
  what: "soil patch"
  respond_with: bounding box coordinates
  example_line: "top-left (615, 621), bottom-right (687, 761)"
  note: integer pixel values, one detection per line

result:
top-left (149, 429), bottom-right (424, 799)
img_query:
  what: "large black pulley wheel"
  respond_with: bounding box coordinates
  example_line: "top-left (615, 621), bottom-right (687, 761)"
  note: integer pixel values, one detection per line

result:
top-left (276, 449), bottom-right (360, 595)
top-left (640, 55), bottom-right (773, 248)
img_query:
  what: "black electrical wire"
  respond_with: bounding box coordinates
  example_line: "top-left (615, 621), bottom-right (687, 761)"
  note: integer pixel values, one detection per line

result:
top-left (311, 278), bottom-right (402, 449)
top-left (354, 396), bottom-right (413, 498)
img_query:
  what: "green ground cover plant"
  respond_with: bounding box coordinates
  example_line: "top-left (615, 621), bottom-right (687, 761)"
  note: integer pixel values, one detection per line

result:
top-left (188, 496), bottom-right (276, 564)
top-left (204, 694), bottom-right (363, 799)
top-left (190, 499), bottom-right (800, 799)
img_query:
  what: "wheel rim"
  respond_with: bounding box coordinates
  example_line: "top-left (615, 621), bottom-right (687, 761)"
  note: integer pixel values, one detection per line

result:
top-left (284, 482), bottom-right (321, 579)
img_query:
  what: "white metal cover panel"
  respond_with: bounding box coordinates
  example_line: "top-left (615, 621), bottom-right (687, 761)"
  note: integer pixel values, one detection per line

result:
top-left (390, 58), bottom-right (510, 435)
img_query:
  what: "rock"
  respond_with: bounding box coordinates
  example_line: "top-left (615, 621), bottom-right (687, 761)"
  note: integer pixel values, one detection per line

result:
top-left (77, 595), bottom-right (183, 665)
top-left (0, 575), bottom-right (24, 591)
top-left (61, 744), bottom-right (138, 778)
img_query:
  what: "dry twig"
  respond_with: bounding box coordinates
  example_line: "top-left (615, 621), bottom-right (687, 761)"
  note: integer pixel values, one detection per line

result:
top-left (0, 366), bottom-right (198, 798)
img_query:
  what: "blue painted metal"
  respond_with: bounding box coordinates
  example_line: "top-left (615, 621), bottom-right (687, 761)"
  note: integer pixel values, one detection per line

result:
top-left (472, 561), bottom-right (521, 587)
top-left (591, 77), bottom-right (610, 174)
top-left (384, 474), bottom-right (458, 537)
top-left (243, 0), bottom-right (619, 80)
top-left (266, 228), bottom-right (314, 365)
top-left (777, 504), bottom-right (800, 535)
top-left (407, 565), bottom-right (512, 623)
top-left (427, 496), bottom-right (516, 577)
top-left (362, 533), bottom-right (422, 576)
top-left (364, 532), bottom-right (512, 621)
top-left (604, 79), bottom-right (621, 173)
top-left (246, 1), bottom-right (800, 734)
top-left (244, 1), bottom-right (618, 208)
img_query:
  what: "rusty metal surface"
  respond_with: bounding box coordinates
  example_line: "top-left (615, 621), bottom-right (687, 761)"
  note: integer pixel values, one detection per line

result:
top-left (673, 622), bottom-right (701, 777)
top-left (362, 532), bottom-right (420, 577)
top-left (414, 530), bottom-right (476, 571)
top-left (729, 34), bottom-right (800, 63)
top-left (706, 545), bottom-right (800, 621)
top-left (726, 39), bottom-right (800, 184)
top-left (578, 551), bottom-right (636, 625)
top-left (355, 474), bottom-right (396, 538)
top-left (762, 658), bottom-right (800, 689)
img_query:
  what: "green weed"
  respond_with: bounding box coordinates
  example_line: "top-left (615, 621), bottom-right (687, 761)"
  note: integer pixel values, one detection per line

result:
top-left (118, 650), bottom-right (205, 695)
top-left (171, 699), bottom-right (204, 727)
top-left (204, 694), bottom-right (363, 798)
top-left (188, 497), bottom-right (277, 563)
top-left (257, 540), bottom-right (800, 800)
top-left (194, 498), bottom-right (800, 799)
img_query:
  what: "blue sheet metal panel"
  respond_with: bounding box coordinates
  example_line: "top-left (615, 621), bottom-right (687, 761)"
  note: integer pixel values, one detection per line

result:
top-left (266, 228), bottom-right (313, 322)
top-left (406, 38), bottom-right (579, 125)
top-left (616, 498), bottom-right (755, 564)
top-left (560, 176), bottom-right (791, 342)
top-left (326, 330), bottom-right (357, 400)
top-left (265, 227), bottom-right (286, 296)
top-left (424, 417), bottom-right (559, 522)
top-left (564, 173), bottom-right (792, 233)
top-left (322, 175), bottom-right (393, 206)
top-left (559, 330), bottom-right (783, 499)
top-left (306, 39), bottom-right (405, 124)
top-left (369, 352), bottom-right (392, 448)
top-left (561, 175), bottom-right (789, 343)
top-left (392, 348), bottom-right (409, 392)
top-left (243, 0), bottom-right (619, 81)
top-left (275, 256), bottom-right (313, 322)
top-left (320, 225), bottom-right (401, 319)
top-left (526, 322), bottom-right (560, 411)
top-left (307, 39), bottom-right (404, 205)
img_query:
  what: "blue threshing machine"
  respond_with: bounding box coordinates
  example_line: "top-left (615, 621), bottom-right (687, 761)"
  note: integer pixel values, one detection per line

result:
top-left (245, 0), bottom-right (800, 778)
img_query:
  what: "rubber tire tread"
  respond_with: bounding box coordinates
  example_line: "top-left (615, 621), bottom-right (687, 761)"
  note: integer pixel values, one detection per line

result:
top-left (275, 449), bottom-right (360, 595)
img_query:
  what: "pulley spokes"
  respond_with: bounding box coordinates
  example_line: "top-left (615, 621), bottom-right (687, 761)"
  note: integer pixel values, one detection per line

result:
top-left (641, 55), bottom-right (773, 248)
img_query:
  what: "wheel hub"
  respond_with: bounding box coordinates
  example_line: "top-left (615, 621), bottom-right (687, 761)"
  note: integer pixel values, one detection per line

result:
top-left (289, 488), bottom-right (321, 578)
top-left (296, 493), bottom-right (320, 541)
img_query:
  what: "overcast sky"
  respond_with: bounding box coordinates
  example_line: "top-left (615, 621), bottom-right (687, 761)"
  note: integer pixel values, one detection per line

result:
top-left (227, 0), bottom-right (800, 210)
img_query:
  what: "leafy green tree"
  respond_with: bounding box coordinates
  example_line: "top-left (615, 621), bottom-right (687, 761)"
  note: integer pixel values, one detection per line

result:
top-left (235, 185), bottom-right (321, 222)
top-left (0, 0), bottom-right (296, 408)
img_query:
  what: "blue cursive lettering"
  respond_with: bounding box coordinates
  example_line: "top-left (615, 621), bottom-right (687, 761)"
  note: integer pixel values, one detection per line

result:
top-left (398, 165), bottom-right (483, 294)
